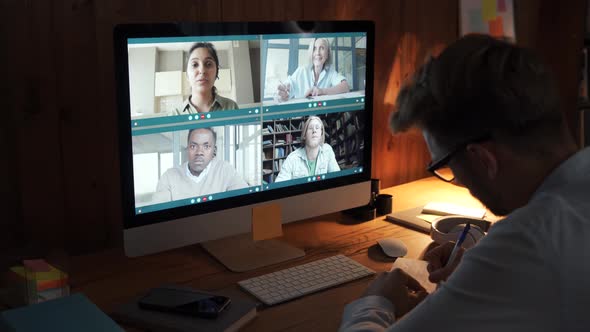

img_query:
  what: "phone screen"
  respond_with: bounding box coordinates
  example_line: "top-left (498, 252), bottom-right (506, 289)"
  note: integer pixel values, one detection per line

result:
top-left (138, 288), bottom-right (231, 318)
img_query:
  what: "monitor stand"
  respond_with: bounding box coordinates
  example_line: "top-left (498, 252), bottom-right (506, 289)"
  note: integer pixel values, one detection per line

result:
top-left (201, 233), bottom-right (305, 272)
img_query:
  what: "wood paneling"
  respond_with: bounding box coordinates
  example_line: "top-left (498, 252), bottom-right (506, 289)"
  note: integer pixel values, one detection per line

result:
top-left (8, 1), bottom-right (67, 254)
top-left (374, 0), bottom-right (459, 188)
top-left (221, 0), bottom-right (303, 21)
top-left (1, 0), bottom-right (26, 261)
top-left (2, 0), bottom-right (585, 255)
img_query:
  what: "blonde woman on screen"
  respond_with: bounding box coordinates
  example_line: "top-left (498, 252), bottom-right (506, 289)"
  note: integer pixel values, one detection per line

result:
top-left (276, 38), bottom-right (350, 102)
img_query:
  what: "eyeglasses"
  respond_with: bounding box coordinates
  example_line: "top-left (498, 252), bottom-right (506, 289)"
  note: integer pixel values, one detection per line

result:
top-left (426, 134), bottom-right (492, 182)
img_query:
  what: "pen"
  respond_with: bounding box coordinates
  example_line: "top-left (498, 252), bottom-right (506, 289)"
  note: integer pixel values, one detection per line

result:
top-left (445, 223), bottom-right (470, 268)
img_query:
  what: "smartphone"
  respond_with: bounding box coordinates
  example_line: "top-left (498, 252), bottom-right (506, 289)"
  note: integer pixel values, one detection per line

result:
top-left (138, 288), bottom-right (231, 319)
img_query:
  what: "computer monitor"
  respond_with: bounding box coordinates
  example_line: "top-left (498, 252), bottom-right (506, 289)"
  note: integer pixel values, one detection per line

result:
top-left (114, 21), bottom-right (375, 263)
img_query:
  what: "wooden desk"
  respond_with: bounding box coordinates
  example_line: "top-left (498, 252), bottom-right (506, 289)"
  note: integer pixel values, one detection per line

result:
top-left (70, 177), bottom-right (487, 331)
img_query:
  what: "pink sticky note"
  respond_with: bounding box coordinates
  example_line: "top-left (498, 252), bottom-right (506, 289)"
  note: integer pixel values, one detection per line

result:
top-left (23, 259), bottom-right (51, 272)
top-left (498, 0), bottom-right (506, 12)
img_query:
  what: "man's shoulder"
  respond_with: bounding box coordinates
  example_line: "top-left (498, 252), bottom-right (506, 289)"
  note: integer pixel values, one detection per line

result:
top-left (491, 191), bottom-right (587, 243)
top-left (209, 158), bottom-right (235, 171)
top-left (161, 164), bottom-right (186, 178)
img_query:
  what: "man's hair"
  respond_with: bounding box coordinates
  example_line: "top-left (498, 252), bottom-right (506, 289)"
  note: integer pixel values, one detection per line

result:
top-left (187, 127), bottom-right (217, 145)
top-left (390, 34), bottom-right (565, 153)
top-left (301, 115), bottom-right (326, 146)
top-left (307, 38), bottom-right (333, 68)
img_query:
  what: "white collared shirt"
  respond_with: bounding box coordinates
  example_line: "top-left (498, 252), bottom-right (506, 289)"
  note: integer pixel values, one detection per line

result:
top-left (284, 65), bottom-right (346, 99)
top-left (340, 147), bottom-right (590, 332)
top-left (185, 161), bottom-right (211, 184)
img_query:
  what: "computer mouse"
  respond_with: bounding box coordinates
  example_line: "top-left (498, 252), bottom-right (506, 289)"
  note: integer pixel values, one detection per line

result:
top-left (377, 237), bottom-right (408, 257)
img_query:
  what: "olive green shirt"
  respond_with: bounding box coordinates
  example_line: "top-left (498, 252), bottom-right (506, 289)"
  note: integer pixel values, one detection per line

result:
top-left (174, 94), bottom-right (239, 115)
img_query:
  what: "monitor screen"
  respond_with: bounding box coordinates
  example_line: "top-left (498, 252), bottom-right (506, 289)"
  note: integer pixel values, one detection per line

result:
top-left (114, 21), bottom-right (374, 256)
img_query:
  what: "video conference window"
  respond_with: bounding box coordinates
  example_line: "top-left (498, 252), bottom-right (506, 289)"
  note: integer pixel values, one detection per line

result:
top-left (263, 111), bottom-right (364, 184)
top-left (262, 36), bottom-right (367, 103)
top-left (133, 124), bottom-right (262, 207)
top-left (126, 32), bottom-right (367, 211)
top-left (127, 39), bottom-right (261, 118)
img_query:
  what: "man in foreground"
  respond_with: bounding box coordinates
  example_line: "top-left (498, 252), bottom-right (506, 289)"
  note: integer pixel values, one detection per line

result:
top-left (339, 34), bottom-right (589, 331)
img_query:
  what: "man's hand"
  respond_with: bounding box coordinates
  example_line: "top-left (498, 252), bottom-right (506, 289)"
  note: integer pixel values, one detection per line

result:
top-left (424, 242), bottom-right (465, 283)
top-left (362, 268), bottom-right (428, 318)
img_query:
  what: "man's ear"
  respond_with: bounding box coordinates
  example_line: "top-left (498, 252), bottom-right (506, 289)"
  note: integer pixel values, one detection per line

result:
top-left (466, 143), bottom-right (498, 179)
top-left (213, 146), bottom-right (217, 157)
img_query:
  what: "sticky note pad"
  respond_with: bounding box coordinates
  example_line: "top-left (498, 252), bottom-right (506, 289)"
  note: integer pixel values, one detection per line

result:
top-left (23, 259), bottom-right (51, 272)
top-left (469, 9), bottom-right (487, 33)
top-left (10, 264), bottom-right (69, 292)
top-left (482, 0), bottom-right (497, 21)
top-left (252, 204), bottom-right (283, 241)
top-left (489, 16), bottom-right (504, 37)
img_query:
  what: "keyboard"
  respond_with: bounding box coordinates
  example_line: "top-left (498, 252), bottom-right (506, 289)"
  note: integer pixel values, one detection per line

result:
top-left (238, 255), bottom-right (375, 306)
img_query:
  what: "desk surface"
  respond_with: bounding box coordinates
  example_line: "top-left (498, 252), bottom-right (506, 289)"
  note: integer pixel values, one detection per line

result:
top-left (70, 177), bottom-right (490, 331)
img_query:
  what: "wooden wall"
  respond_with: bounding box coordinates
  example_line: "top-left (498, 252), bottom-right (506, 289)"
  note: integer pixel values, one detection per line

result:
top-left (1, 0), bottom-right (584, 256)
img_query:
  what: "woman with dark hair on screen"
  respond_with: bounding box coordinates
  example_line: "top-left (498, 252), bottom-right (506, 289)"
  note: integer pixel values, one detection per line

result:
top-left (175, 42), bottom-right (238, 114)
top-left (275, 115), bottom-right (340, 182)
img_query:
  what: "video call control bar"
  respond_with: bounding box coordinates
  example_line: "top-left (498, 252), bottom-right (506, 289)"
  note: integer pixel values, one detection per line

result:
top-left (130, 99), bottom-right (365, 136)
top-left (135, 167), bottom-right (364, 215)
